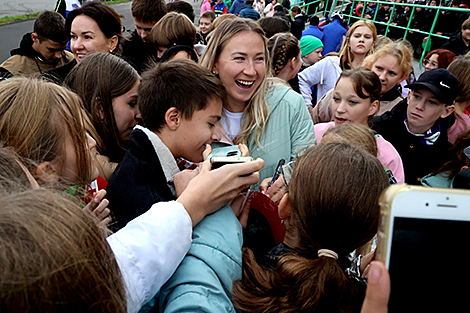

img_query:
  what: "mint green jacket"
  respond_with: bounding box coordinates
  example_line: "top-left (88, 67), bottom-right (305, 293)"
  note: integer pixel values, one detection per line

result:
top-left (250, 83), bottom-right (316, 184)
top-left (218, 83), bottom-right (316, 185)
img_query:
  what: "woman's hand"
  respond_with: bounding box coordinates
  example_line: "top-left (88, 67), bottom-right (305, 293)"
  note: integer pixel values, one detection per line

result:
top-left (259, 175), bottom-right (287, 205)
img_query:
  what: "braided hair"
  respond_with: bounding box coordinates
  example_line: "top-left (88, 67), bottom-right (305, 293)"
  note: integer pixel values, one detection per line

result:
top-left (267, 33), bottom-right (300, 77)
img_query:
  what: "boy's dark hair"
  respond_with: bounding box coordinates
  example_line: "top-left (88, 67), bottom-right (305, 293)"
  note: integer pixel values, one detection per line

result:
top-left (462, 18), bottom-right (470, 30)
top-left (201, 10), bottom-right (216, 22)
top-left (309, 15), bottom-right (320, 25)
top-left (258, 16), bottom-right (290, 38)
top-left (131, 0), bottom-right (167, 24)
top-left (245, 0), bottom-right (254, 5)
top-left (167, 1), bottom-right (195, 23)
top-left (34, 11), bottom-right (69, 44)
top-left (138, 59), bottom-right (226, 132)
top-left (274, 4), bottom-right (283, 12)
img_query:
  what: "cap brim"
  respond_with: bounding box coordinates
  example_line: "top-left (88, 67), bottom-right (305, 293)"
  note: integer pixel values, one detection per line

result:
top-left (405, 82), bottom-right (450, 105)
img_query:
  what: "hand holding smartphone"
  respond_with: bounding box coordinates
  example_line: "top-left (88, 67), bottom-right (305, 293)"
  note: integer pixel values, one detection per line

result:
top-left (376, 185), bottom-right (470, 312)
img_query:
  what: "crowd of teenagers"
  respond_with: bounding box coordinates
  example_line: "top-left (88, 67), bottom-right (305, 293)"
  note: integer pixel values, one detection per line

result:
top-left (0, 0), bottom-right (470, 311)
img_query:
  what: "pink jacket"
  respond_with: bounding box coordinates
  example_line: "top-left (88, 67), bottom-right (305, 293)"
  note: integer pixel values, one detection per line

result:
top-left (314, 122), bottom-right (405, 183)
top-left (200, 0), bottom-right (212, 15)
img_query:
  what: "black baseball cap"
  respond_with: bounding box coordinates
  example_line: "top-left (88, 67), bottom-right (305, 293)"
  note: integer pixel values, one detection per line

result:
top-left (405, 68), bottom-right (459, 105)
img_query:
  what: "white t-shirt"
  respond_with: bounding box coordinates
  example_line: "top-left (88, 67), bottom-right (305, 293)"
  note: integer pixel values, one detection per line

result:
top-left (221, 108), bottom-right (244, 141)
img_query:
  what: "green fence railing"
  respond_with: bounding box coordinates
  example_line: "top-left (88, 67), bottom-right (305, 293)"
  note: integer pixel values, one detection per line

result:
top-left (292, 0), bottom-right (470, 61)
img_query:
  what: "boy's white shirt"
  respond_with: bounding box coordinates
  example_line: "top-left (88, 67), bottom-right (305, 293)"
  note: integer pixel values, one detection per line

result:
top-left (134, 125), bottom-right (180, 197)
top-left (107, 201), bottom-right (193, 313)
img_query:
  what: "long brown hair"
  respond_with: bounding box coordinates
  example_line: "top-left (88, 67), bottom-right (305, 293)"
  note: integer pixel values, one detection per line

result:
top-left (233, 143), bottom-right (389, 313)
top-left (64, 52), bottom-right (140, 162)
top-left (0, 188), bottom-right (126, 312)
top-left (0, 77), bottom-right (93, 185)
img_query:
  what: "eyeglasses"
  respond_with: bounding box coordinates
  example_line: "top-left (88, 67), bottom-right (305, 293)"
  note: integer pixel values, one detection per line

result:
top-left (423, 59), bottom-right (439, 68)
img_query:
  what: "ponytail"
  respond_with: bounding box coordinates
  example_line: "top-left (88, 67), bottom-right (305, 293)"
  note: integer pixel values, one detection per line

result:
top-left (233, 248), bottom-right (362, 313)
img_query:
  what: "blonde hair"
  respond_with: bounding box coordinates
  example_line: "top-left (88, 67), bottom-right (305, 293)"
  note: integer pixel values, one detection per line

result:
top-left (200, 18), bottom-right (271, 146)
top-left (0, 77), bottom-right (93, 185)
top-left (337, 20), bottom-right (377, 70)
top-left (149, 12), bottom-right (197, 48)
top-left (212, 13), bottom-right (237, 29)
top-left (322, 123), bottom-right (378, 156)
top-left (363, 40), bottom-right (413, 79)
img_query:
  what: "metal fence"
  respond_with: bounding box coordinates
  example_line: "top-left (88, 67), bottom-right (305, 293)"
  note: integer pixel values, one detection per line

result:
top-left (293, 0), bottom-right (470, 60)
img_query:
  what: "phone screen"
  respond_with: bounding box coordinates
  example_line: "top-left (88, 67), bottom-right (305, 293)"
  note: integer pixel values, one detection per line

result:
top-left (389, 217), bottom-right (470, 312)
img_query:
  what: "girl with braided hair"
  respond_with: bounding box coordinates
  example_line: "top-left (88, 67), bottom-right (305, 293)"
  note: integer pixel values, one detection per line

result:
top-left (267, 32), bottom-right (302, 81)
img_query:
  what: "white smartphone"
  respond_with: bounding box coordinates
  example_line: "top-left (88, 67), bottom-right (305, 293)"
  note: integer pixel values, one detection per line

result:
top-left (376, 184), bottom-right (470, 312)
top-left (210, 156), bottom-right (254, 170)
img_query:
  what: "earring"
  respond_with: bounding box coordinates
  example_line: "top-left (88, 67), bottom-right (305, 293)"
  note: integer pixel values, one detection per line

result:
top-left (212, 70), bottom-right (218, 75)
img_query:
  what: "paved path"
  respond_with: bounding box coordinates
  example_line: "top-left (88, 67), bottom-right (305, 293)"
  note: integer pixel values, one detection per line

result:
top-left (0, 0), bottom-right (58, 19)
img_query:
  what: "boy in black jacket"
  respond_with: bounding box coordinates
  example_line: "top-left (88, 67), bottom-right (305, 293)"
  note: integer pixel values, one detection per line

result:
top-left (121, 0), bottom-right (167, 73)
top-left (106, 59), bottom-right (227, 229)
top-left (373, 69), bottom-right (459, 185)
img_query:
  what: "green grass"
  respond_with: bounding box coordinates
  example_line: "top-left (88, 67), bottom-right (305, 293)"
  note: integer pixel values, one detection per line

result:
top-left (103, 0), bottom-right (132, 4)
top-left (0, 12), bottom-right (40, 25)
top-left (0, 0), bottom-right (131, 25)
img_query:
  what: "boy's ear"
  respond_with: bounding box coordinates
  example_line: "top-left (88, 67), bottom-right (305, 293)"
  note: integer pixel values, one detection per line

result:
top-left (31, 32), bottom-right (39, 43)
top-left (278, 193), bottom-right (291, 221)
top-left (35, 161), bottom-right (59, 184)
top-left (165, 107), bottom-right (181, 131)
top-left (441, 104), bottom-right (455, 119)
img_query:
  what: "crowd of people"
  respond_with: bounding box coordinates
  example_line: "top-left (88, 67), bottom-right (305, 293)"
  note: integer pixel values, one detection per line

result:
top-left (0, 0), bottom-right (469, 311)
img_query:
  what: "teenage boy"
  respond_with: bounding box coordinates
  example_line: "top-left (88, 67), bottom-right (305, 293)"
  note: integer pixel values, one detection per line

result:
top-left (196, 10), bottom-right (216, 45)
top-left (149, 12), bottom-right (197, 59)
top-left (0, 11), bottom-right (73, 77)
top-left (373, 69), bottom-right (459, 185)
top-left (239, 0), bottom-right (261, 20)
top-left (106, 59), bottom-right (227, 229)
top-left (121, 0), bottom-right (167, 74)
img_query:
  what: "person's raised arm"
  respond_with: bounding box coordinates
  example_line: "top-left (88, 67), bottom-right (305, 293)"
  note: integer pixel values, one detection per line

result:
top-left (177, 157), bottom-right (264, 226)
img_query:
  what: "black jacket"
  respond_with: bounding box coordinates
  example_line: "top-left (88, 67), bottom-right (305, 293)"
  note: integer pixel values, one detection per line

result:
top-left (40, 59), bottom-right (77, 85)
top-left (106, 128), bottom-right (176, 230)
top-left (291, 14), bottom-right (307, 40)
top-left (373, 99), bottom-right (454, 185)
top-left (441, 32), bottom-right (470, 56)
top-left (121, 30), bottom-right (159, 74)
